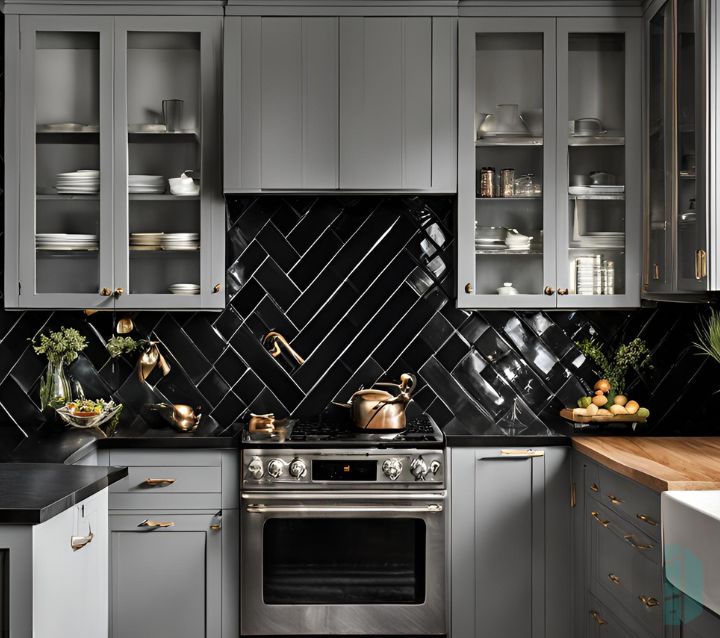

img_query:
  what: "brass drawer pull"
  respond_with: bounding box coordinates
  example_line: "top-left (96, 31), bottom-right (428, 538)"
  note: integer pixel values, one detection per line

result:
top-left (591, 483), bottom-right (599, 492)
top-left (500, 449), bottom-right (544, 457)
top-left (636, 513), bottom-right (658, 526)
top-left (608, 573), bottom-right (621, 585)
top-left (465, 282), bottom-right (473, 294)
top-left (70, 526), bottom-right (94, 551)
top-left (591, 511), bottom-right (610, 527)
top-left (639, 595), bottom-right (661, 608)
top-left (624, 534), bottom-right (653, 551)
top-left (138, 519), bottom-right (175, 529)
top-left (590, 610), bottom-right (607, 626)
top-left (144, 478), bottom-right (176, 487)
top-left (608, 494), bottom-right (623, 505)
top-left (210, 512), bottom-right (222, 531)
top-left (557, 288), bottom-right (569, 295)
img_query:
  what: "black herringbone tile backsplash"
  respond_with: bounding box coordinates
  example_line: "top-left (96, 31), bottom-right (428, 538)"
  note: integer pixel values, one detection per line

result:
top-left (0, 193), bottom-right (717, 446)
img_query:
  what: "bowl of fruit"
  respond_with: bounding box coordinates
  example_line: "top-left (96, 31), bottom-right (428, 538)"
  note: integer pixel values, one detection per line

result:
top-left (56, 399), bottom-right (123, 431)
top-left (562, 379), bottom-right (650, 424)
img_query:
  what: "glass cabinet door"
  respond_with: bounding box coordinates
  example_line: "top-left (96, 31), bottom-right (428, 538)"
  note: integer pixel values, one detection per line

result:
top-left (457, 19), bottom-right (557, 308)
top-left (675, 0), bottom-right (708, 291)
top-left (556, 19), bottom-right (642, 307)
top-left (113, 17), bottom-right (223, 309)
top-left (646, 1), bottom-right (674, 293)
top-left (17, 16), bottom-right (115, 308)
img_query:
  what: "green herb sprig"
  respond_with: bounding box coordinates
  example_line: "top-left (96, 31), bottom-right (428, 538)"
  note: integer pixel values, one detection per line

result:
top-left (32, 327), bottom-right (87, 365)
top-left (694, 309), bottom-right (720, 365)
top-left (106, 336), bottom-right (142, 358)
top-left (576, 337), bottom-right (652, 396)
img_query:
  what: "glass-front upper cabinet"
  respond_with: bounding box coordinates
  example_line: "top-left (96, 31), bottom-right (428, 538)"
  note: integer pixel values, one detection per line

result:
top-left (8, 16), bottom-right (223, 310)
top-left (646, 2), bottom-right (673, 292)
top-left (16, 17), bottom-right (115, 309)
top-left (114, 17), bottom-right (223, 309)
top-left (457, 18), bottom-right (557, 308)
top-left (675, 0), bottom-right (708, 291)
top-left (556, 19), bottom-right (642, 308)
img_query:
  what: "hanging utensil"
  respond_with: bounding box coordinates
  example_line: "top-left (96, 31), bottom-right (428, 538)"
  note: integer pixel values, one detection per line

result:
top-left (116, 317), bottom-right (134, 334)
top-left (137, 341), bottom-right (171, 382)
top-left (149, 403), bottom-right (201, 432)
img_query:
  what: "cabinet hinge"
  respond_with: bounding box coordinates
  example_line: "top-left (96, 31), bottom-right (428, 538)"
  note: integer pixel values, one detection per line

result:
top-left (570, 482), bottom-right (577, 508)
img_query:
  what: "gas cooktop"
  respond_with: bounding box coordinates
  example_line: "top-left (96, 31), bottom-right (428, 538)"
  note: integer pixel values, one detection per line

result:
top-left (242, 413), bottom-right (444, 449)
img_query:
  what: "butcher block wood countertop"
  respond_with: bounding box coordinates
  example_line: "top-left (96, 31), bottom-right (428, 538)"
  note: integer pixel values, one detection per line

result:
top-left (572, 437), bottom-right (720, 492)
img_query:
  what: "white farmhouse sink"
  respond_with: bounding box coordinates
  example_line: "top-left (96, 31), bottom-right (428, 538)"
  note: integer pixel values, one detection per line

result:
top-left (662, 490), bottom-right (720, 615)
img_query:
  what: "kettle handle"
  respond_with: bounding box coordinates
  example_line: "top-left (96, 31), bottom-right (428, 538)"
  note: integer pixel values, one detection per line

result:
top-left (399, 373), bottom-right (416, 397)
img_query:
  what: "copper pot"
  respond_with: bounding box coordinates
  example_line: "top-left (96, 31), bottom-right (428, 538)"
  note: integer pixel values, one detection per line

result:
top-left (335, 373), bottom-right (416, 430)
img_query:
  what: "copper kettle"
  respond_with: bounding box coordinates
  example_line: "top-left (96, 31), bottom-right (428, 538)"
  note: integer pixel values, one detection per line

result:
top-left (335, 373), bottom-right (416, 430)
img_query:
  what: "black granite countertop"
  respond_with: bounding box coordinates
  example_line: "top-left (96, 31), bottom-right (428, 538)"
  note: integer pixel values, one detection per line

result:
top-left (443, 416), bottom-right (575, 446)
top-left (0, 463), bottom-right (128, 524)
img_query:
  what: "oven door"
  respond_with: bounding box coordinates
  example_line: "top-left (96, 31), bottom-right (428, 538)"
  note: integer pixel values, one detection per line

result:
top-left (241, 491), bottom-right (446, 636)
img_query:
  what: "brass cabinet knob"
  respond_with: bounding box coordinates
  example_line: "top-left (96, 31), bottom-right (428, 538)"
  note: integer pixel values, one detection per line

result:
top-left (591, 482), bottom-right (599, 493)
top-left (557, 288), bottom-right (569, 295)
top-left (608, 494), bottom-right (623, 505)
top-left (589, 610), bottom-right (607, 626)
top-left (544, 286), bottom-right (555, 296)
top-left (608, 573), bottom-right (621, 585)
top-left (465, 282), bottom-right (474, 294)
top-left (114, 287), bottom-right (124, 297)
top-left (100, 287), bottom-right (113, 296)
top-left (591, 511), bottom-right (610, 528)
top-left (639, 595), bottom-right (660, 608)
top-left (213, 283), bottom-right (222, 294)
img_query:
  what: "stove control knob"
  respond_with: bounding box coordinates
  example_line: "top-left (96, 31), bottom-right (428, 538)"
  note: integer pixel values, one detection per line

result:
top-left (289, 458), bottom-right (307, 479)
top-left (382, 458), bottom-right (403, 481)
top-left (248, 456), bottom-right (264, 480)
top-left (429, 460), bottom-right (442, 477)
top-left (267, 459), bottom-right (284, 479)
top-left (411, 457), bottom-right (429, 481)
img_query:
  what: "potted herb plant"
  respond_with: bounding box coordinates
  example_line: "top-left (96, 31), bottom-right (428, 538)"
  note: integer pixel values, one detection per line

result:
top-left (32, 327), bottom-right (88, 410)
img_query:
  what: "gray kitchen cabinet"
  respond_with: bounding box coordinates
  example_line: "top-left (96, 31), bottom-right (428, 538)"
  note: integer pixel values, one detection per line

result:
top-left (679, 598), bottom-right (720, 637)
top-left (451, 446), bottom-right (571, 638)
top-left (644, 0), bottom-right (718, 296)
top-left (457, 16), bottom-right (642, 309)
top-left (223, 15), bottom-right (456, 193)
top-left (0, 489), bottom-right (109, 637)
top-left (224, 16), bottom-right (339, 190)
top-left (110, 512), bottom-right (222, 638)
top-left (338, 16), bottom-right (456, 191)
top-left (4, 14), bottom-right (225, 310)
top-left (106, 449), bottom-right (239, 638)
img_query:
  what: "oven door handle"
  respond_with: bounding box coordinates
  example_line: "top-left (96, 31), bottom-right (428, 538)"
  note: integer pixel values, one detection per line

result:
top-left (242, 491), bottom-right (446, 501)
top-left (245, 503), bottom-right (443, 514)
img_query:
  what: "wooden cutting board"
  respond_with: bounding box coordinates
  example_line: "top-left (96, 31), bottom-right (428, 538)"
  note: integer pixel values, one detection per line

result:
top-left (560, 408), bottom-right (647, 424)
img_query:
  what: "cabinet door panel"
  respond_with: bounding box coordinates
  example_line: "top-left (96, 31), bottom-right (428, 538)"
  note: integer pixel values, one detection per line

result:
top-left (224, 16), bottom-right (338, 190)
top-left (110, 513), bottom-right (221, 638)
top-left (339, 17), bottom-right (432, 190)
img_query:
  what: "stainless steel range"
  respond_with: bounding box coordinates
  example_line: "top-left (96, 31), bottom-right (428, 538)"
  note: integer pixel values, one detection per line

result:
top-left (240, 414), bottom-right (446, 636)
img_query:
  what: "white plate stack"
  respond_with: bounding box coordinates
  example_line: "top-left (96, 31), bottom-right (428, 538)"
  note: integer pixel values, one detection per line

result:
top-left (161, 233), bottom-right (199, 251)
top-left (55, 170), bottom-right (99, 194)
top-left (129, 232), bottom-right (164, 250)
top-left (575, 256), bottom-right (596, 295)
top-left (36, 233), bottom-right (99, 251)
top-left (579, 232), bottom-right (624, 248)
top-left (168, 283), bottom-right (200, 295)
top-left (128, 175), bottom-right (165, 194)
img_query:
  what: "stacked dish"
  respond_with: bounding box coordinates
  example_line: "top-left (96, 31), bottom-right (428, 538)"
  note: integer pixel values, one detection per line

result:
top-left (575, 257), bottom-right (596, 295)
top-left (129, 175), bottom-right (165, 194)
top-left (55, 170), bottom-right (99, 194)
top-left (475, 226), bottom-right (508, 251)
top-left (168, 283), bottom-right (200, 295)
top-left (579, 231), bottom-right (624, 248)
top-left (161, 233), bottom-right (199, 251)
top-left (129, 232), bottom-right (164, 250)
top-left (36, 233), bottom-right (98, 251)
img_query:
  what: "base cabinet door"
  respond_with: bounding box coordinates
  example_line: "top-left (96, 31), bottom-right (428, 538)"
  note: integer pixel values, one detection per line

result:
top-left (451, 447), bottom-right (570, 638)
top-left (110, 512), bottom-right (221, 638)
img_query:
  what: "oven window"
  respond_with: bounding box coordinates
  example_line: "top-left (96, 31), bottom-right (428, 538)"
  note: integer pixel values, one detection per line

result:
top-left (263, 518), bottom-right (426, 605)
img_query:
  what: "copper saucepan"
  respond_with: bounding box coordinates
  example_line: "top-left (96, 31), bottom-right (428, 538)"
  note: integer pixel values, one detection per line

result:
top-left (334, 373), bottom-right (417, 430)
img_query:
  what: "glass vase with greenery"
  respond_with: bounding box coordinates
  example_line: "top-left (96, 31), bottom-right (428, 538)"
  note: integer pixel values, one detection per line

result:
top-left (32, 327), bottom-right (88, 410)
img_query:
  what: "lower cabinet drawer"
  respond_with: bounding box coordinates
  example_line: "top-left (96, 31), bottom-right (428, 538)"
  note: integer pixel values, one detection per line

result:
top-left (589, 502), bottom-right (663, 637)
top-left (596, 465), bottom-right (661, 542)
top-left (587, 593), bottom-right (637, 638)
